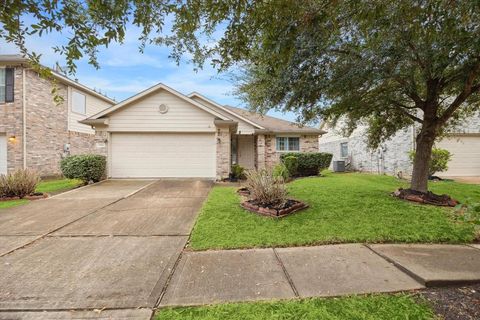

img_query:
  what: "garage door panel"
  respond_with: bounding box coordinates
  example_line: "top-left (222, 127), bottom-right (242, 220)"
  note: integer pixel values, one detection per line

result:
top-left (110, 133), bottom-right (216, 178)
top-left (436, 136), bottom-right (480, 177)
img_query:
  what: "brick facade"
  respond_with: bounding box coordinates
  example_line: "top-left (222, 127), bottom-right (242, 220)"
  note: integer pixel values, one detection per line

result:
top-left (0, 66), bottom-right (110, 177)
top-left (216, 126), bottom-right (231, 179)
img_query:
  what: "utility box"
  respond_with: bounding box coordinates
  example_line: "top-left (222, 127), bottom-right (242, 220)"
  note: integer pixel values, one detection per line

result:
top-left (333, 160), bottom-right (346, 172)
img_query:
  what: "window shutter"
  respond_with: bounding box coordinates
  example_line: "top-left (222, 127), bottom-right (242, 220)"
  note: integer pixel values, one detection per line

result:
top-left (5, 68), bottom-right (14, 102)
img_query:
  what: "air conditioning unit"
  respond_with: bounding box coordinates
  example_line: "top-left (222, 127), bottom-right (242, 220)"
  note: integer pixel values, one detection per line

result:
top-left (333, 161), bottom-right (345, 172)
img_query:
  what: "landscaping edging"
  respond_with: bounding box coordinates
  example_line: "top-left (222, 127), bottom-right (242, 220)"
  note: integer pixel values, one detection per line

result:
top-left (241, 199), bottom-right (308, 218)
top-left (0, 192), bottom-right (48, 202)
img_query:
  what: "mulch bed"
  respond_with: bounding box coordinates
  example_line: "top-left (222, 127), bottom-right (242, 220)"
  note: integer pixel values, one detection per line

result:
top-left (237, 187), bottom-right (250, 196)
top-left (392, 188), bottom-right (459, 207)
top-left (241, 199), bottom-right (308, 218)
top-left (0, 192), bottom-right (48, 202)
top-left (417, 284), bottom-right (480, 320)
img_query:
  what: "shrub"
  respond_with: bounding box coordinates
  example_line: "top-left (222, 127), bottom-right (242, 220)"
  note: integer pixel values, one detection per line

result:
top-left (60, 154), bottom-right (106, 183)
top-left (245, 169), bottom-right (287, 207)
top-left (283, 156), bottom-right (298, 176)
top-left (409, 148), bottom-right (452, 176)
top-left (280, 152), bottom-right (333, 177)
top-left (231, 164), bottom-right (246, 180)
top-left (273, 163), bottom-right (290, 181)
top-left (0, 169), bottom-right (39, 198)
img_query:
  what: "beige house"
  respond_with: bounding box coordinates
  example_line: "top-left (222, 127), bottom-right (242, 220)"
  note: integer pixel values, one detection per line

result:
top-left (82, 83), bottom-right (324, 179)
top-left (0, 55), bottom-right (115, 176)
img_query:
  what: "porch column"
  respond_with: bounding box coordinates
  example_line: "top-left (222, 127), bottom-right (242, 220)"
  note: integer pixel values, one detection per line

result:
top-left (256, 134), bottom-right (266, 169)
top-left (216, 126), bottom-right (231, 180)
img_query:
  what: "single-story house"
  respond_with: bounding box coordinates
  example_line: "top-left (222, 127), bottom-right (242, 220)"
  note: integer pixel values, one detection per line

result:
top-left (81, 83), bottom-right (325, 179)
top-left (319, 115), bottom-right (480, 178)
top-left (0, 54), bottom-right (115, 177)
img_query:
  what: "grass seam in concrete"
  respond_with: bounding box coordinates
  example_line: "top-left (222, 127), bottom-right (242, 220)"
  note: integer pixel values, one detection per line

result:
top-left (0, 180), bottom-right (158, 258)
top-left (272, 248), bottom-right (300, 298)
top-left (46, 234), bottom-right (190, 238)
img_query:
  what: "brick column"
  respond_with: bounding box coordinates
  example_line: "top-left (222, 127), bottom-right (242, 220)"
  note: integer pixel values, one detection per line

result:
top-left (256, 134), bottom-right (266, 169)
top-left (216, 126), bottom-right (231, 180)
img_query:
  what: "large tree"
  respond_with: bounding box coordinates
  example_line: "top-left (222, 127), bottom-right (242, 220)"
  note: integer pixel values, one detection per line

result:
top-left (2, 0), bottom-right (480, 193)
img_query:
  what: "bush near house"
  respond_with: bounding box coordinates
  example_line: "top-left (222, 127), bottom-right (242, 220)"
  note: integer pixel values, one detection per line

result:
top-left (60, 154), bottom-right (106, 183)
top-left (0, 169), bottom-right (40, 198)
top-left (283, 155), bottom-right (299, 176)
top-left (280, 152), bottom-right (333, 176)
top-left (409, 148), bottom-right (452, 177)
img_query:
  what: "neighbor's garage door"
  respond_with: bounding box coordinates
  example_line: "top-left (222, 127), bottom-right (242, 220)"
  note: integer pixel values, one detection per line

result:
top-left (436, 135), bottom-right (480, 177)
top-left (110, 133), bottom-right (216, 178)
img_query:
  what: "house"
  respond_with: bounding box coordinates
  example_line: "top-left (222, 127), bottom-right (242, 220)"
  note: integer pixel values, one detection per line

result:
top-left (319, 115), bottom-right (480, 177)
top-left (0, 55), bottom-right (115, 177)
top-left (81, 83), bottom-right (325, 179)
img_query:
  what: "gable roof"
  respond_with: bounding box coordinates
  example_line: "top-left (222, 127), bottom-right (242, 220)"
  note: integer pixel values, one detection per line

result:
top-left (224, 106), bottom-right (326, 134)
top-left (0, 54), bottom-right (115, 104)
top-left (188, 92), bottom-right (264, 129)
top-left (86, 83), bottom-right (230, 121)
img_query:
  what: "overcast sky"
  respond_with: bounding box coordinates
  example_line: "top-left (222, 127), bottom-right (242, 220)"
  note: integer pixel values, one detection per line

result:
top-left (0, 23), bottom-right (299, 122)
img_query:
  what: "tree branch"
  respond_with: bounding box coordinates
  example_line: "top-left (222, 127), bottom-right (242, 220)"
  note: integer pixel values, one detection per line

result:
top-left (388, 100), bottom-right (424, 123)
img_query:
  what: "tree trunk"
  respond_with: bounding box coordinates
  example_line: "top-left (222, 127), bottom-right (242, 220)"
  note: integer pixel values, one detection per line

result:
top-left (410, 126), bottom-right (436, 193)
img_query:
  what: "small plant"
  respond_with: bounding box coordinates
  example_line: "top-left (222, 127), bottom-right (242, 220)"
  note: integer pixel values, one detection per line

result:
top-left (273, 163), bottom-right (290, 181)
top-left (0, 169), bottom-right (39, 198)
top-left (409, 148), bottom-right (452, 177)
top-left (283, 156), bottom-right (298, 176)
top-left (60, 154), bottom-right (106, 183)
top-left (231, 164), bottom-right (246, 180)
top-left (245, 168), bottom-right (287, 207)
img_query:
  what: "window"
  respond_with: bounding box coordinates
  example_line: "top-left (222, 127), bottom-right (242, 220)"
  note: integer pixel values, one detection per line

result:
top-left (0, 68), bottom-right (14, 103)
top-left (340, 142), bottom-right (349, 158)
top-left (72, 91), bottom-right (86, 114)
top-left (276, 137), bottom-right (300, 151)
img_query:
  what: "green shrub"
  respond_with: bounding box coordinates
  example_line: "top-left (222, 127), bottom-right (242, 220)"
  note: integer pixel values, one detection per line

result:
top-left (273, 163), bottom-right (290, 181)
top-left (283, 156), bottom-right (298, 176)
top-left (280, 152), bottom-right (333, 177)
top-left (0, 169), bottom-right (39, 198)
top-left (231, 164), bottom-right (246, 180)
top-left (409, 148), bottom-right (452, 176)
top-left (60, 154), bottom-right (106, 183)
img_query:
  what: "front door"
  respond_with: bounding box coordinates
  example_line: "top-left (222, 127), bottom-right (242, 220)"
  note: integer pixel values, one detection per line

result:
top-left (237, 135), bottom-right (255, 169)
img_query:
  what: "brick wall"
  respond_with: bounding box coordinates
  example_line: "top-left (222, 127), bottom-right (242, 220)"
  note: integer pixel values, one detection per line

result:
top-left (263, 134), bottom-right (319, 168)
top-left (216, 126), bottom-right (231, 179)
top-left (0, 67), bottom-right (24, 172)
top-left (1, 67), bottom-right (108, 177)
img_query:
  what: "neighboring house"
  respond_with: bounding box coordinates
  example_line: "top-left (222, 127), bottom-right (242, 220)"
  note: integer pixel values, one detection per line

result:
top-left (0, 55), bottom-right (115, 177)
top-left (81, 83), bottom-right (324, 179)
top-left (319, 115), bottom-right (480, 177)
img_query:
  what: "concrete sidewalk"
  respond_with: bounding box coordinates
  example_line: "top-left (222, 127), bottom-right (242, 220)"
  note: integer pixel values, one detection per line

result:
top-left (159, 243), bottom-right (480, 307)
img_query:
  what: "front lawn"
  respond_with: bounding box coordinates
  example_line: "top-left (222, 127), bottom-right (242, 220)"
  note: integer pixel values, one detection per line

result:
top-left (156, 294), bottom-right (434, 320)
top-left (0, 178), bottom-right (83, 209)
top-left (189, 173), bottom-right (478, 250)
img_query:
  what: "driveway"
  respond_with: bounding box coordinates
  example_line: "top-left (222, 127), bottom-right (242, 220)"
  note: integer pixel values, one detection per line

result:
top-left (0, 179), bottom-right (212, 319)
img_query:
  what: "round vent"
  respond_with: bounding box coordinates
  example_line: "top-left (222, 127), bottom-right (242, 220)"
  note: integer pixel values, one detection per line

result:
top-left (158, 104), bottom-right (169, 114)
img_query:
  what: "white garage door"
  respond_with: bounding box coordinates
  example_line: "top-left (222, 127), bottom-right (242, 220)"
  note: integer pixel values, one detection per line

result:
top-left (110, 133), bottom-right (216, 178)
top-left (436, 136), bottom-right (480, 177)
top-left (0, 134), bottom-right (6, 175)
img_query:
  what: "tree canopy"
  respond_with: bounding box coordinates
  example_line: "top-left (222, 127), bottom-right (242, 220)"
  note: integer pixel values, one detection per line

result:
top-left (2, 0), bottom-right (480, 192)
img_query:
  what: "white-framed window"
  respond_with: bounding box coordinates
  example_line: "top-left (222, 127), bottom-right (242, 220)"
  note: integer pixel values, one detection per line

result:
top-left (340, 142), bottom-right (349, 158)
top-left (71, 90), bottom-right (86, 114)
top-left (276, 137), bottom-right (300, 152)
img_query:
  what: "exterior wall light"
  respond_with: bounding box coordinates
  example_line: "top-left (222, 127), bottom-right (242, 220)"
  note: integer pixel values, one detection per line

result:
top-left (8, 135), bottom-right (16, 143)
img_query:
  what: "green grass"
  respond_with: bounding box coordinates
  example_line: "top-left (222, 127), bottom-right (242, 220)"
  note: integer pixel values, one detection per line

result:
top-left (0, 178), bottom-right (83, 209)
top-left (155, 294), bottom-right (434, 320)
top-left (189, 173), bottom-right (479, 250)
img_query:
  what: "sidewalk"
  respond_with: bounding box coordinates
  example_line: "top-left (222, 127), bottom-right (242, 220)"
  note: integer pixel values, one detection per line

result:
top-left (159, 243), bottom-right (480, 307)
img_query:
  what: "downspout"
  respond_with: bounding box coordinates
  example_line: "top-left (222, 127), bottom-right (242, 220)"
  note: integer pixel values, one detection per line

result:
top-left (22, 68), bottom-right (27, 169)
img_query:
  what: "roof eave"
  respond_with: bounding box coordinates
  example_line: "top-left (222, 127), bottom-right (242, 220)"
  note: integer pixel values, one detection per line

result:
top-left (254, 129), bottom-right (326, 135)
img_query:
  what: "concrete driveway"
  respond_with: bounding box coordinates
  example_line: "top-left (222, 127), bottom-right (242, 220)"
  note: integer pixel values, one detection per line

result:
top-left (0, 179), bottom-right (212, 319)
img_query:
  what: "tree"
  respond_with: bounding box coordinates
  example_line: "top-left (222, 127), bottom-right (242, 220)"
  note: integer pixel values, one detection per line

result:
top-left (2, 0), bottom-right (480, 193)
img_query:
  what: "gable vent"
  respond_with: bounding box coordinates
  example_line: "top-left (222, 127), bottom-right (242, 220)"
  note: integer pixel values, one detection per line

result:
top-left (158, 104), bottom-right (169, 114)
